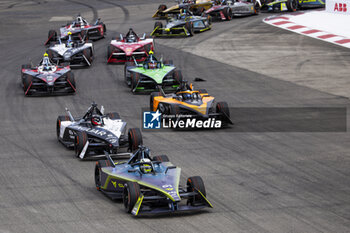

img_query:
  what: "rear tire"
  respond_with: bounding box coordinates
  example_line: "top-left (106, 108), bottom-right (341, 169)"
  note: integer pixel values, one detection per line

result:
top-left (195, 7), bottom-right (205, 15)
top-left (123, 181), bottom-right (140, 213)
top-left (128, 128), bottom-right (143, 151)
top-left (173, 70), bottom-right (183, 84)
top-left (223, 7), bottom-right (232, 21)
top-left (150, 92), bottom-right (161, 111)
top-left (158, 4), bottom-right (167, 11)
top-left (187, 176), bottom-right (206, 206)
top-left (56, 115), bottom-right (70, 140)
top-left (21, 64), bottom-right (31, 69)
top-left (163, 60), bottom-right (173, 65)
top-left (107, 112), bottom-right (121, 119)
top-left (74, 131), bottom-right (88, 158)
top-left (48, 29), bottom-right (57, 42)
top-left (95, 161), bottom-right (102, 191)
top-left (152, 155), bottom-right (169, 162)
top-left (286, 0), bottom-right (298, 11)
top-left (198, 89), bottom-right (208, 94)
top-left (154, 21), bottom-right (163, 30)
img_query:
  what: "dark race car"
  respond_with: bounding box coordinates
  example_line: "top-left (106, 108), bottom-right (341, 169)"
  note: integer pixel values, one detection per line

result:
top-left (56, 103), bottom-right (142, 160)
top-left (47, 32), bottom-right (94, 67)
top-left (95, 145), bottom-right (213, 216)
top-left (261, 0), bottom-right (324, 12)
top-left (205, 0), bottom-right (260, 21)
top-left (45, 15), bottom-right (106, 45)
top-left (151, 10), bottom-right (212, 37)
top-left (21, 53), bottom-right (76, 96)
top-left (153, 0), bottom-right (213, 18)
top-left (107, 28), bottom-right (154, 64)
top-left (124, 51), bottom-right (182, 93)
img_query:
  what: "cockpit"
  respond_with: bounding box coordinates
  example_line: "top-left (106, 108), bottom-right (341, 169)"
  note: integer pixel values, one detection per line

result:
top-left (38, 54), bottom-right (57, 73)
top-left (72, 16), bottom-right (89, 28)
top-left (125, 28), bottom-right (139, 43)
top-left (143, 52), bottom-right (162, 69)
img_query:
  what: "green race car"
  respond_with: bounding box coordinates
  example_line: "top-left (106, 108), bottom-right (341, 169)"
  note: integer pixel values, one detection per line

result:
top-left (124, 51), bottom-right (183, 93)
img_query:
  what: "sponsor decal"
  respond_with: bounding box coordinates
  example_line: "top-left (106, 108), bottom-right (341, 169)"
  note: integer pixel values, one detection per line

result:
top-left (143, 110), bottom-right (222, 129)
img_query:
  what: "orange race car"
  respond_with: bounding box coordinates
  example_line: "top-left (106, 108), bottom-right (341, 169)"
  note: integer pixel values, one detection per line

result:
top-left (149, 81), bottom-right (233, 126)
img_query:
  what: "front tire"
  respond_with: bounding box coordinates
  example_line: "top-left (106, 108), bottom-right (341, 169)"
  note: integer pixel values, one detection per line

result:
top-left (74, 131), bottom-right (88, 158)
top-left (187, 176), bottom-right (206, 206)
top-left (131, 72), bottom-right (140, 92)
top-left (56, 115), bottom-right (70, 140)
top-left (107, 112), bottom-right (121, 119)
top-left (152, 155), bottom-right (170, 162)
top-left (123, 181), bottom-right (140, 213)
top-left (185, 22), bottom-right (194, 37)
top-left (223, 7), bottom-right (232, 21)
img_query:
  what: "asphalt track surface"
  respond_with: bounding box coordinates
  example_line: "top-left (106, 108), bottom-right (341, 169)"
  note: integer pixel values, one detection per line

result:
top-left (0, 1), bottom-right (350, 232)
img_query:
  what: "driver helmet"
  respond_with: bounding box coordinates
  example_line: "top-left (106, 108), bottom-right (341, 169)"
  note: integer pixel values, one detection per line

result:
top-left (140, 158), bottom-right (152, 174)
top-left (91, 115), bottom-right (103, 126)
top-left (183, 93), bottom-right (191, 100)
top-left (67, 32), bottom-right (74, 47)
top-left (127, 34), bottom-right (136, 43)
top-left (42, 53), bottom-right (52, 71)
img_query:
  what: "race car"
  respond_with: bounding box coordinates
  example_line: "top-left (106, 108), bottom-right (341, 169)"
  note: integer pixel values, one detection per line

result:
top-left (56, 103), bottom-right (143, 160)
top-left (205, 0), bottom-right (261, 20)
top-left (124, 51), bottom-right (182, 93)
top-left (260, 0), bottom-right (325, 12)
top-left (95, 145), bottom-right (213, 216)
top-left (107, 28), bottom-right (154, 64)
top-left (150, 81), bottom-right (233, 126)
top-left (151, 10), bottom-right (212, 37)
top-left (21, 53), bottom-right (76, 96)
top-left (45, 14), bottom-right (106, 45)
top-left (47, 32), bottom-right (94, 67)
top-left (153, 0), bottom-right (213, 18)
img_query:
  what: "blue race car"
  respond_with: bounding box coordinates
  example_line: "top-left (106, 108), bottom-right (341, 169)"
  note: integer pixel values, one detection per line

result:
top-left (95, 146), bottom-right (213, 216)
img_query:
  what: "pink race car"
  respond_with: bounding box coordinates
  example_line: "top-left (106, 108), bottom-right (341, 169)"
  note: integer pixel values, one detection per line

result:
top-left (107, 28), bottom-right (154, 64)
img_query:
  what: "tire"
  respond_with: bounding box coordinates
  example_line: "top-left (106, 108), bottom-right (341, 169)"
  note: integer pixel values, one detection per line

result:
top-left (107, 112), bottom-right (121, 119)
top-left (158, 4), bottom-right (167, 11)
top-left (48, 29), bottom-right (57, 42)
top-left (21, 64), bottom-right (31, 69)
top-left (131, 72), bottom-right (140, 91)
top-left (207, 15), bottom-right (212, 25)
top-left (124, 61), bottom-right (134, 86)
top-left (216, 101), bottom-right (230, 118)
top-left (22, 75), bottom-right (32, 95)
top-left (195, 6), bottom-right (205, 15)
top-left (107, 46), bottom-right (112, 61)
top-left (47, 49), bottom-right (57, 60)
top-left (150, 92), bottom-right (161, 111)
top-left (286, 0), bottom-right (298, 12)
top-left (128, 128), bottom-right (143, 151)
top-left (223, 7), bottom-right (232, 21)
top-left (56, 115), bottom-right (70, 140)
top-left (74, 131), bottom-right (88, 158)
top-left (198, 89), bottom-right (208, 94)
top-left (185, 22), bottom-right (194, 37)
top-left (254, 1), bottom-right (261, 14)
top-left (83, 48), bottom-right (92, 64)
top-left (123, 181), bottom-right (140, 213)
top-left (67, 72), bottom-right (76, 91)
top-left (152, 155), bottom-right (169, 162)
top-left (95, 161), bottom-right (102, 191)
top-left (187, 176), bottom-right (206, 206)
top-left (169, 104), bottom-right (180, 115)
top-left (154, 21), bottom-right (163, 30)
top-left (173, 70), bottom-right (183, 84)
top-left (163, 60), bottom-right (173, 65)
